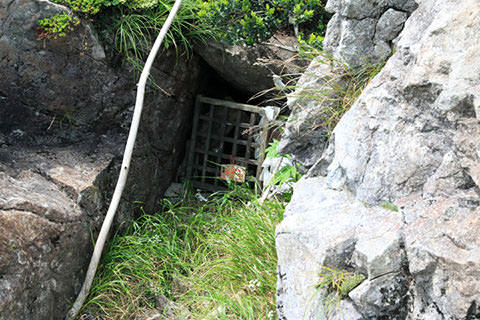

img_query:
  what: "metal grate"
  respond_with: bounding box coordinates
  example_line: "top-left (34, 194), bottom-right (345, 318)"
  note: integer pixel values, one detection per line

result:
top-left (186, 95), bottom-right (271, 190)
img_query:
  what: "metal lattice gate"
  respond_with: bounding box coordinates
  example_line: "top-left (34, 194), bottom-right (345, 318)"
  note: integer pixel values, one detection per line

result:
top-left (186, 95), bottom-right (273, 190)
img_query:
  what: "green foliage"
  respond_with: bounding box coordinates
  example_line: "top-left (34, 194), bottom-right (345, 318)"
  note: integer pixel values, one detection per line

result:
top-left (339, 274), bottom-right (366, 297)
top-left (381, 202), bottom-right (399, 212)
top-left (37, 13), bottom-right (80, 39)
top-left (38, 0), bottom-right (332, 66)
top-left (117, 0), bottom-right (159, 9)
top-left (264, 139), bottom-right (303, 189)
top-left (196, 0), bottom-right (331, 48)
top-left (103, 0), bottom-right (212, 62)
top-left (81, 183), bottom-right (285, 319)
top-left (264, 138), bottom-right (282, 159)
top-left (315, 266), bottom-right (365, 298)
top-left (297, 32), bottom-right (324, 49)
top-left (37, 0), bottom-right (213, 63)
top-left (52, 0), bottom-right (104, 14)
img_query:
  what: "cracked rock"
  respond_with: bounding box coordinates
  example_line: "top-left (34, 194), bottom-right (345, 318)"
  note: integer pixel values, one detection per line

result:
top-left (277, 0), bottom-right (480, 319)
top-left (324, 0), bottom-right (417, 68)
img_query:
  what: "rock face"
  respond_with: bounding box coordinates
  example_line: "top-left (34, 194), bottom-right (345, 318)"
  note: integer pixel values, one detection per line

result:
top-left (0, 143), bottom-right (117, 319)
top-left (278, 0), bottom-right (418, 170)
top-left (0, 0), bottom-right (201, 319)
top-left (276, 0), bottom-right (480, 319)
top-left (277, 59), bottom-right (338, 169)
top-left (195, 33), bottom-right (300, 95)
top-left (324, 0), bottom-right (417, 68)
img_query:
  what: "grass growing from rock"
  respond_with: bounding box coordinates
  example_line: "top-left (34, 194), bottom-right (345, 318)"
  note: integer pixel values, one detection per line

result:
top-left (266, 47), bottom-right (386, 136)
top-left (80, 183), bottom-right (284, 319)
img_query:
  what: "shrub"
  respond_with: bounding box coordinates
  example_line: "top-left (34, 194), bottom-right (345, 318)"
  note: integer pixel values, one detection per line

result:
top-left (37, 0), bottom-right (332, 68)
top-left (52, 0), bottom-right (104, 14)
top-left (37, 0), bottom-right (213, 69)
top-left (196, 0), bottom-right (331, 48)
top-left (37, 13), bottom-right (80, 39)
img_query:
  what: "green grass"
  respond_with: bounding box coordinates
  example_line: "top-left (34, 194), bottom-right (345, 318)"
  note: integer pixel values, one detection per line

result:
top-left (94, 0), bottom-right (214, 65)
top-left (292, 53), bottom-right (385, 135)
top-left (80, 183), bottom-right (284, 319)
top-left (259, 48), bottom-right (386, 137)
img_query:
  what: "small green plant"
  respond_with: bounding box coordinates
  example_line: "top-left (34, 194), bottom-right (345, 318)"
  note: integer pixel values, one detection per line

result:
top-left (264, 139), bottom-right (303, 188)
top-left (37, 13), bottom-right (80, 39)
top-left (53, 0), bottom-right (104, 13)
top-left (297, 32), bottom-right (324, 49)
top-left (315, 266), bottom-right (365, 298)
top-left (381, 202), bottom-right (399, 212)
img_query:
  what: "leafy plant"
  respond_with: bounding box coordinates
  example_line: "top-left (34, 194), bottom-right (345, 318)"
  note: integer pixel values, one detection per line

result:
top-left (53, 0), bottom-right (104, 13)
top-left (37, 13), bottom-right (80, 39)
top-left (264, 139), bottom-right (303, 189)
top-left (315, 266), bottom-right (365, 298)
top-left (196, 0), bottom-right (331, 48)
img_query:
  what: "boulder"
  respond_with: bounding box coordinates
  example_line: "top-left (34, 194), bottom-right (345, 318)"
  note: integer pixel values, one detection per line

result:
top-left (0, 0), bottom-right (202, 318)
top-left (323, 0), bottom-right (417, 68)
top-left (277, 0), bottom-right (480, 319)
top-left (195, 33), bottom-right (300, 95)
top-left (0, 143), bottom-right (117, 319)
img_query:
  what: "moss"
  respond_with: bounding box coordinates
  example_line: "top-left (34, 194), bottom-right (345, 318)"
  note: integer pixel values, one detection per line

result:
top-left (339, 274), bottom-right (365, 297)
top-left (381, 202), bottom-right (399, 212)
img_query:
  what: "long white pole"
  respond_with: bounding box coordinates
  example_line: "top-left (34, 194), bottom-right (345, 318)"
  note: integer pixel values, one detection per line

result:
top-left (65, 1), bottom-right (183, 318)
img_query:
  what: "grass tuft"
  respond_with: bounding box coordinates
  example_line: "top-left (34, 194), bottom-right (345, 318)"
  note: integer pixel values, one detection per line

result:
top-left (80, 183), bottom-right (284, 320)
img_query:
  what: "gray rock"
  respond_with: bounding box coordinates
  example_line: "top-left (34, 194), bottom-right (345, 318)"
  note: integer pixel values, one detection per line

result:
top-left (0, 0), bottom-right (202, 319)
top-left (323, 0), bottom-right (417, 68)
top-left (195, 33), bottom-right (301, 95)
top-left (276, 177), bottom-right (406, 320)
top-left (317, 0), bottom-right (480, 204)
top-left (329, 300), bottom-right (364, 320)
top-left (0, 143), bottom-right (116, 320)
top-left (277, 0), bottom-right (480, 319)
top-left (280, 0), bottom-right (415, 168)
top-left (375, 9), bottom-right (408, 42)
top-left (277, 60), bottom-right (334, 168)
top-left (349, 272), bottom-right (409, 319)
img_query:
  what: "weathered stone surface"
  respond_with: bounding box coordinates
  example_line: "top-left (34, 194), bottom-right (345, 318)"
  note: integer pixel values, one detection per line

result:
top-left (0, 0), bottom-right (202, 318)
top-left (324, 0), bottom-right (417, 68)
top-left (279, 0), bottom-right (416, 168)
top-left (276, 177), bottom-right (406, 320)
top-left (0, 143), bottom-right (117, 320)
top-left (277, 0), bottom-right (480, 319)
top-left (277, 60), bottom-right (334, 169)
top-left (195, 33), bottom-right (300, 95)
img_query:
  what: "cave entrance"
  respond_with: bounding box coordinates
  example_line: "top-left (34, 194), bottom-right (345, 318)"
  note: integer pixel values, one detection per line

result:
top-left (185, 95), bottom-right (278, 191)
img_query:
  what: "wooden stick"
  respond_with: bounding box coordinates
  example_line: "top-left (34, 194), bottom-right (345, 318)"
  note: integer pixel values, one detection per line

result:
top-left (65, 1), bottom-right (183, 318)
